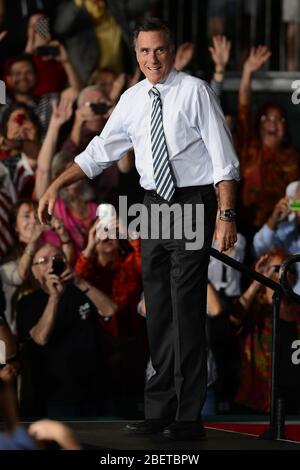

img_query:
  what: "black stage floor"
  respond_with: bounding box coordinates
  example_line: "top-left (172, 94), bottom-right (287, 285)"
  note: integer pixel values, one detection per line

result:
top-left (65, 421), bottom-right (300, 450)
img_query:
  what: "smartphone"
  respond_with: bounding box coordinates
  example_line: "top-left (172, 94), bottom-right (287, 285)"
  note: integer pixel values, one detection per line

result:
top-left (289, 200), bottom-right (300, 211)
top-left (52, 257), bottom-right (66, 276)
top-left (90, 102), bottom-right (110, 115)
top-left (35, 16), bottom-right (51, 41)
top-left (35, 45), bottom-right (59, 57)
top-left (97, 203), bottom-right (116, 227)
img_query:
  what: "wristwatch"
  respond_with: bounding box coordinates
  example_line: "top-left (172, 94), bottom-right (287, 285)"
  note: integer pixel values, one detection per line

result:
top-left (219, 208), bottom-right (236, 222)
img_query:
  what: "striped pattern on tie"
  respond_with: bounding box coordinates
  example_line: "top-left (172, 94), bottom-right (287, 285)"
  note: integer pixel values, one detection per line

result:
top-left (150, 86), bottom-right (175, 201)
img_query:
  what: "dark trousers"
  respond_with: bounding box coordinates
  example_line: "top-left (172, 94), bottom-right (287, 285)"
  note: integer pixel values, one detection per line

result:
top-left (141, 185), bottom-right (217, 422)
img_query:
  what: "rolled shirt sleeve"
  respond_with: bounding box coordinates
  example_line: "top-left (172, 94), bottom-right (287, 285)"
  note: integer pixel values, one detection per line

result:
top-left (75, 96), bottom-right (133, 179)
top-left (197, 84), bottom-right (240, 185)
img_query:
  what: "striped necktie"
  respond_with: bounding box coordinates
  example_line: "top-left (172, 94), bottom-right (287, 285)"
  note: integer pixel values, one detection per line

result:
top-left (150, 86), bottom-right (175, 201)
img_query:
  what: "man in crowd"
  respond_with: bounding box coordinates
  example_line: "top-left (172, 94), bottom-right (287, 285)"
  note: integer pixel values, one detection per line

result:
top-left (17, 242), bottom-right (116, 417)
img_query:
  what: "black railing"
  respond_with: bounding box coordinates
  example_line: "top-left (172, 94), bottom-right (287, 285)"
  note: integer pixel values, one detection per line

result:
top-left (210, 248), bottom-right (300, 441)
top-left (161, 0), bottom-right (297, 72)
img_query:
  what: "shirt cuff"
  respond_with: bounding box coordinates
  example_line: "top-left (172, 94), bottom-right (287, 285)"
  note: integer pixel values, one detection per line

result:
top-left (75, 151), bottom-right (104, 179)
top-left (213, 161), bottom-right (240, 185)
top-left (260, 223), bottom-right (275, 240)
top-left (252, 223), bottom-right (275, 256)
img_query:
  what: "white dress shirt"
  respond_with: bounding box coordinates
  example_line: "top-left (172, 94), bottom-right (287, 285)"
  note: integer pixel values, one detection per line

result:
top-left (208, 233), bottom-right (246, 297)
top-left (75, 68), bottom-right (240, 189)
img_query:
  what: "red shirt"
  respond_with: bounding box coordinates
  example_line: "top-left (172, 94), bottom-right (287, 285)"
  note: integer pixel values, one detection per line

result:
top-left (32, 55), bottom-right (67, 96)
top-left (75, 239), bottom-right (144, 339)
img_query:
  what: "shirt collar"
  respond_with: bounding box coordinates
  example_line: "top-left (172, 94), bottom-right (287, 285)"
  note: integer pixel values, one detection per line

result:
top-left (145, 68), bottom-right (178, 96)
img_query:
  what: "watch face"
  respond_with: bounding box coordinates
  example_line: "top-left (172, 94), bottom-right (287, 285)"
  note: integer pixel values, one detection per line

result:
top-left (220, 209), bottom-right (236, 220)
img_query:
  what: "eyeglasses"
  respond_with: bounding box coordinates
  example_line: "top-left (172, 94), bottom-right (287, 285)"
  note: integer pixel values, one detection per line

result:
top-left (32, 255), bottom-right (63, 266)
top-left (260, 115), bottom-right (286, 124)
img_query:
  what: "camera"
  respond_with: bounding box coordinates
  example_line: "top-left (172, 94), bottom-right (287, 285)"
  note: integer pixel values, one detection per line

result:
top-left (35, 45), bottom-right (59, 57)
top-left (89, 102), bottom-right (110, 115)
top-left (52, 257), bottom-right (66, 276)
top-left (97, 204), bottom-right (116, 229)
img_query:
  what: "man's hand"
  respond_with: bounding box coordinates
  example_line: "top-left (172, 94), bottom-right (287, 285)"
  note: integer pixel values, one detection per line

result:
top-left (45, 273), bottom-right (65, 298)
top-left (38, 163), bottom-right (86, 225)
top-left (38, 184), bottom-right (58, 225)
top-left (214, 219), bottom-right (237, 252)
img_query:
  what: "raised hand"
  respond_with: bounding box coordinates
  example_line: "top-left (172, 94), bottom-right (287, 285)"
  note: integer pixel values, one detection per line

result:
top-left (254, 254), bottom-right (272, 277)
top-left (28, 221), bottom-right (48, 244)
top-left (82, 220), bottom-right (99, 258)
top-left (50, 97), bottom-right (73, 129)
top-left (175, 42), bottom-right (194, 71)
top-left (243, 45), bottom-right (271, 74)
top-left (209, 35), bottom-right (231, 69)
top-left (109, 73), bottom-right (126, 102)
top-left (50, 216), bottom-right (71, 243)
top-left (267, 196), bottom-right (290, 230)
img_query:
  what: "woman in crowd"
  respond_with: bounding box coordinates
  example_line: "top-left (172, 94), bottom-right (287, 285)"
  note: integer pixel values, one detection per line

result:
top-left (233, 247), bottom-right (300, 413)
top-left (237, 45), bottom-right (299, 234)
top-left (34, 96), bottom-right (97, 256)
top-left (0, 102), bottom-right (42, 198)
top-left (0, 199), bottom-right (74, 332)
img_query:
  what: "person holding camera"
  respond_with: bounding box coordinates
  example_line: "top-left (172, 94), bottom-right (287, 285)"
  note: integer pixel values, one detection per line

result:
top-left (17, 242), bottom-right (117, 417)
top-left (253, 182), bottom-right (300, 293)
top-left (63, 85), bottom-right (112, 154)
top-left (25, 13), bottom-right (82, 97)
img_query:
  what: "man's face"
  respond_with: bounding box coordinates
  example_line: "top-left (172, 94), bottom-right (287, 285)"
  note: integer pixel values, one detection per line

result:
top-left (7, 61), bottom-right (36, 95)
top-left (79, 88), bottom-right (108, 132)
top-left (32, 245), bottom-right (64, 291)
top-left (135, 30), bottom-right (175, 85)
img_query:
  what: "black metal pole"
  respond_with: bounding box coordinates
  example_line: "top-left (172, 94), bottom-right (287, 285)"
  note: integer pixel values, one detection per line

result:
top-left (209, 248), bottom-right (296, 441)
top-left (210, 248), bottom-right (282, 293)
top-left (261, 292), bottom-right (286, 440)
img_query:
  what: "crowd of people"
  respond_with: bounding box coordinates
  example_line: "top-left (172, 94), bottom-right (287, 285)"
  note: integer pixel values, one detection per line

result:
top-left (0, 3), bottom-right (300, 448)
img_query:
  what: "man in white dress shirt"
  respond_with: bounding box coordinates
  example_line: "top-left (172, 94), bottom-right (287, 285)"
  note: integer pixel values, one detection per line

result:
top-left (38, 18), bottom-right (239, 440)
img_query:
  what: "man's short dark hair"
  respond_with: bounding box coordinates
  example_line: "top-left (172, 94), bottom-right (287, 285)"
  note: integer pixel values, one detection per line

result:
top-left (7, 54), bottom-right (36, 76)
top-left (133, 17), bottom-right (175, 51)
